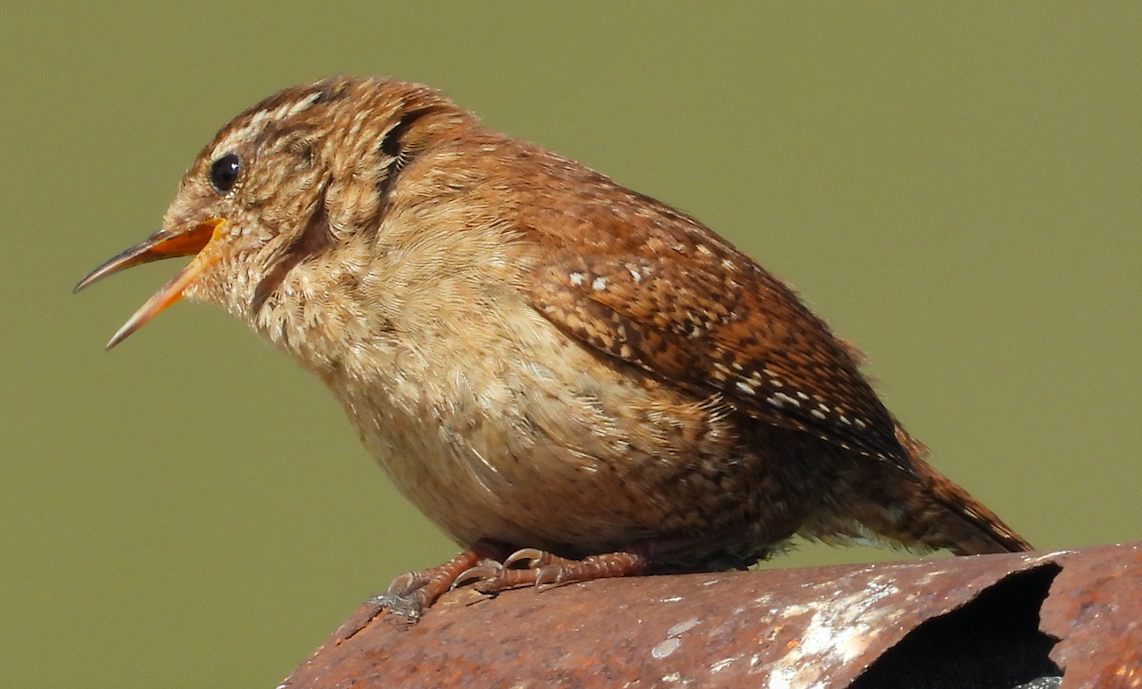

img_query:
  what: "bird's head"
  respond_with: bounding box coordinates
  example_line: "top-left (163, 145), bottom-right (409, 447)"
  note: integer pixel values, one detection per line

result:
top-left (76, 76), bottom-right (462, 348)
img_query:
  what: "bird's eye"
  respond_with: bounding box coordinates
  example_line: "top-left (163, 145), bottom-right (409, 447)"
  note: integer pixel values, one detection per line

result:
top-left (209, 153), bottom-right (241, 193)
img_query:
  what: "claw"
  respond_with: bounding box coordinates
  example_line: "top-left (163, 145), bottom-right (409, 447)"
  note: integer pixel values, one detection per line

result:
top-left (452, 562), bottom-right (503, 589)
top-left (503, 548), bottom-right (551, 569)
top-left (534, 565), bottom-right (566, 590)
top-left (385, 571), bottom-right (426, 597)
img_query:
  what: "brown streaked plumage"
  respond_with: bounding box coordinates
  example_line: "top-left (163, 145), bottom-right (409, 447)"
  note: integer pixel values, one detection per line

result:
top-left (76, 76), bottom-right (1031, 619)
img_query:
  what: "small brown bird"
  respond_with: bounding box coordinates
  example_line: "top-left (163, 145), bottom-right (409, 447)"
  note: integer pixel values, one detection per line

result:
top-left (77, 76), bottom-right (1031, 617)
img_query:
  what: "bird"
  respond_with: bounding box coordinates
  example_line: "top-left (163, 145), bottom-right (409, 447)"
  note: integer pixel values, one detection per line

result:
top-left (76, 76), bottom-right (1031, 619)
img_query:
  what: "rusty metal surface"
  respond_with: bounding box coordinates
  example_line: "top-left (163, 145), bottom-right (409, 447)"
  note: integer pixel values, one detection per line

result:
top-left (278, 542), bottom-right (1140, 689)
top-left (1041, 542), bottom-right (1142, 688)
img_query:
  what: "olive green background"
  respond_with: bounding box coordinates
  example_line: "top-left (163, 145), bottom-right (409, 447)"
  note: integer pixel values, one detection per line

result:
top-left (2, 2), bottom-right (1139, 687)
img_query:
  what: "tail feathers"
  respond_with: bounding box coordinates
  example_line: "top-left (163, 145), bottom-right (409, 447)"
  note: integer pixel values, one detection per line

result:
top-left (899, 428), bottom-right (1032, 555)
top-left (797, 426), bottom-right (1032, 556)
top-left (923, 467), bottom-right (1033, 554)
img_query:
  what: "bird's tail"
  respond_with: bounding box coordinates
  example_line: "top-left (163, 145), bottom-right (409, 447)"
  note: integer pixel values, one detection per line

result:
top-left (892, 428), bottom-right (1032, 555)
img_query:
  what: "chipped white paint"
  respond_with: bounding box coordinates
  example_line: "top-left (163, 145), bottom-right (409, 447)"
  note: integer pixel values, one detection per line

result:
top-left (651, 616), bottom-right (701, 661)
top-left (668, 617), bottom-right (700, 636)
top-left (709, 657), bottom-right (737, 673)
top-left (652, 637), bottom-right (682, 659)
top-left (659, 595), bottom-right (684, 603)
top-left (764, 577), bottom-right (903, 689)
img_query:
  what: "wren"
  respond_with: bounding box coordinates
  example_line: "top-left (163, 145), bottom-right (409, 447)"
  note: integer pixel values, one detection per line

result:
top-left (76, 76), bottom-right (1031, 617)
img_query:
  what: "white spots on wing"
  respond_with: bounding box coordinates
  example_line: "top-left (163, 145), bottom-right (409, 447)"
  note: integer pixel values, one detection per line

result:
top-left (796, 391), bottom-right (810, 401)
top-left (569, 272), bottom-right (585, 286)
top-left (592, 276), bottom-right (608, 291)
top-left (711, 362), bottom-right (731, 382)
top-left (628, 267), bottom-right (643, 282)
top-left (736, 380), bottom-right (756, 396)
top-left (810, 409), bottom-right (827, 420)
top-left (772, 392), bottom-right (801, 408)
top-left (854, 418), bottom-right (867, 429)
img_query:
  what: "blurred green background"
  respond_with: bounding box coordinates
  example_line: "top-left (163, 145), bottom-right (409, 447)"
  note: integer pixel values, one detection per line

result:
top-left (2, 2), bottom-right (1140, 687)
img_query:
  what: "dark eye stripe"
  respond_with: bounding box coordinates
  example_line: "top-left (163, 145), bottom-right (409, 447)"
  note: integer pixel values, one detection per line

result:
top-left (209, 153), bottom-right (241, 193)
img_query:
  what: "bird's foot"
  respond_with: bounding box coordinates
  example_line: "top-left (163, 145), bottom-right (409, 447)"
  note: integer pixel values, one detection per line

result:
top-left (453, 547), bottom-right (649, 594)
top-left (350, 543), bottom-right (650, 632)
top-left (360, 540), bottom-right (510, 626)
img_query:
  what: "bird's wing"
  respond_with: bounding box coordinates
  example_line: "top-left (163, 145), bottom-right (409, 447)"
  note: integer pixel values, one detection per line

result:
top-left (521, 190), bottom-right (913, 472)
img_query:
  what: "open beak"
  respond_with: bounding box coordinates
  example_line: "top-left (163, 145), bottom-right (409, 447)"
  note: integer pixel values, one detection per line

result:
top-left (75, 219), bottom-right (226, 349)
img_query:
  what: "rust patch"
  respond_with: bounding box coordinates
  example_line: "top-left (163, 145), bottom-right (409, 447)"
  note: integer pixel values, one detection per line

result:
top-left (1040, 542), bottom-right (1142, 688)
